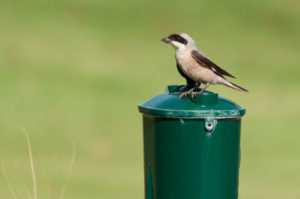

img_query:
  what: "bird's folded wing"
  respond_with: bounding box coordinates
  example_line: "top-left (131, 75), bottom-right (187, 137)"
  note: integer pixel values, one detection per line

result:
top-left (191, 50), bottom-right (235, 78)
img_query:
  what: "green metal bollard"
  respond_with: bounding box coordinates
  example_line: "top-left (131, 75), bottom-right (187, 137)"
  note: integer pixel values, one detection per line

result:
top-left (138, 85), bottom-right (246, 199)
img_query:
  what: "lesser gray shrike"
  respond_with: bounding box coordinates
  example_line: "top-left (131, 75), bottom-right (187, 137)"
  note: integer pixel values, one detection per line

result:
top-left (161, 33), bottom-right (248, 99)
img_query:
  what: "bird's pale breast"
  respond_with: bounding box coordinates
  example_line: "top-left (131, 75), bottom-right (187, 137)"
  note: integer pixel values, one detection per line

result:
top-left (176, 51), bottom-right (216, 84)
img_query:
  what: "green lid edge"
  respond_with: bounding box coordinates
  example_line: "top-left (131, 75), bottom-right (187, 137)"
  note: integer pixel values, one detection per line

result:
top-left (138, 105), bottom-right (246, 119)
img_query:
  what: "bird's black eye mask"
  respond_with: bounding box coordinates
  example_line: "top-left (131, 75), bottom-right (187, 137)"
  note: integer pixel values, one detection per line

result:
top-left (168, 34), bottom-right (188, 45)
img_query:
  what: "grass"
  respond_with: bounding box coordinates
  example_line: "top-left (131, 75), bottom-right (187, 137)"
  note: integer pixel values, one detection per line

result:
top-left (0, 0), bottom-right (300, 198)
top-left (2, 128), bottom-right (76, 199)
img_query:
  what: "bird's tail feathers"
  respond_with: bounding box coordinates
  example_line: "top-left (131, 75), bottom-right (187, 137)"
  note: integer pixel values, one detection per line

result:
top-left (221, 79), bottom-right (249, 92)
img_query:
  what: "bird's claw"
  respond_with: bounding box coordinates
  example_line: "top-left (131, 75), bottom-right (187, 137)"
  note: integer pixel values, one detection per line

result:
top-left (191, 92), bottom-right (198, 98)
top-left (179, 91), bottom-right (190, 99)
top-left (179, 88), bottom-right (205, 99)
top-left (179, 88), bottom-right (194, 99)
top-left (190, 89), bottom-right (205, 98)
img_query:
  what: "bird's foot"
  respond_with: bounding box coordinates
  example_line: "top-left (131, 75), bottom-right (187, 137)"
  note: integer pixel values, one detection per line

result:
top-left (190, 88), bottom-right (205, 98)
top-left (179, 88), bottom-right (194, 99)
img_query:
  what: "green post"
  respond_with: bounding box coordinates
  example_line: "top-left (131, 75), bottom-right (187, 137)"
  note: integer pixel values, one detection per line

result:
top-left (138, 85), bottom-right (246, 199)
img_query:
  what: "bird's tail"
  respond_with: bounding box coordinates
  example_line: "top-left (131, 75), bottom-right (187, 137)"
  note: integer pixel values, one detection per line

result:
top-left (221, 79), bottom-right (249, 92)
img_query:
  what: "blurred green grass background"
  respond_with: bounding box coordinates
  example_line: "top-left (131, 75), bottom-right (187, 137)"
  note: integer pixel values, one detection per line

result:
top-left (0, 0), bottom-right (300, 198)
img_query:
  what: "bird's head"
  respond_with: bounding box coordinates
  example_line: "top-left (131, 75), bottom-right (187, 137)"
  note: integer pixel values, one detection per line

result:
top-left (161, 33), bottom-right (196, 50)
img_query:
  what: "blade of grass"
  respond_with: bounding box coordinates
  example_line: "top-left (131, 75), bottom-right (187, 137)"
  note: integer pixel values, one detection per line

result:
top-left (2, 162), bottom-right (18, 199)
top-left (47, 155), bottom-right (57, 199)
top-left (59, 142), bottom-right (76, 199)
top-left (19, 127), bottom-right (37, 199)
top-left (23, 182), bottom-right (33, 199)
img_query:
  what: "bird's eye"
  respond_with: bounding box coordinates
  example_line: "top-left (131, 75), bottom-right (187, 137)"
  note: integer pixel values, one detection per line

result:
top-left (168, 34), bottom-right (187, 44)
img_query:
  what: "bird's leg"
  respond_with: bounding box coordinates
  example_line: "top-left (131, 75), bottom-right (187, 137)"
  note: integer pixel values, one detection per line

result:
top-left (191, 83), bottom-right (210, 98)
top-left (179, 84), bottom-right (194, 93)
top-left (192, 82), bottom-right (201, 92)
top-left (179, 87), bottom-right (194, 99)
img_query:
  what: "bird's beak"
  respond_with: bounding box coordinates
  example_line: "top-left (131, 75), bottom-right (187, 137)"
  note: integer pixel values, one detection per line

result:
top-left (161, 37), bottom-right (171, 43)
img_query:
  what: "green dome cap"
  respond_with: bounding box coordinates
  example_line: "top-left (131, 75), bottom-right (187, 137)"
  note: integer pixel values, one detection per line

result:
top-left (138, 85), bottom-right (246, 119)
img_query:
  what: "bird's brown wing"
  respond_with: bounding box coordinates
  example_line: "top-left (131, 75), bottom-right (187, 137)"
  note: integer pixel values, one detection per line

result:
top-left (191, 50), bottom-right (235, 78)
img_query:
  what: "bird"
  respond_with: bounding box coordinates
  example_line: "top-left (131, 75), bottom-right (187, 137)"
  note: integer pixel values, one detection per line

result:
top-left (161, 33), bottom-right (248, 99)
